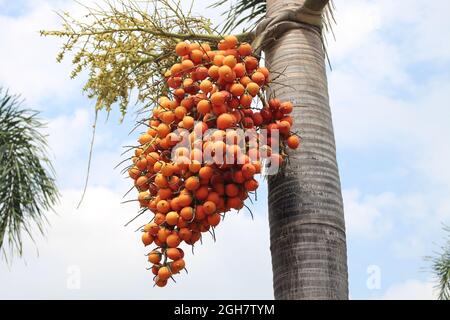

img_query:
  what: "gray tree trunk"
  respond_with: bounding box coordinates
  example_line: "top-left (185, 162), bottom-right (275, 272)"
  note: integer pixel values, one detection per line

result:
top-left (264, 0), bottom-right (349, 300)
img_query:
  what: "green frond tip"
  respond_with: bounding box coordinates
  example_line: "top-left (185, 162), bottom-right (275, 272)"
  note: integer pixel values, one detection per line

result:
top-left (210, 0), bottom-right (266, 34)
top-left (428, 225), bottom-right (450, 300)
top-left (0, 88), bottom-right (59, 261)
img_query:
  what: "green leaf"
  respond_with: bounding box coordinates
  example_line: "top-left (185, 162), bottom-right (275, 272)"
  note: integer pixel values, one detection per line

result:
top-left (0, 88), bottom-right (59, 261)
top-left (427, 225), bottom-right (450, 300)
top-left (209, 0), bottom-right (266, 34)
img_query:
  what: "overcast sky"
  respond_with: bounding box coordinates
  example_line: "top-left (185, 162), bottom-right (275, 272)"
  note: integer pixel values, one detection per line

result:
top-left (1, 0), bottom-right (449, 299)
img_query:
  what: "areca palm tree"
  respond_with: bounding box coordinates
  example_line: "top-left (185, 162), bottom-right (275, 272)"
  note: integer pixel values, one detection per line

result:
top-left (0, 88), bottom-right (59, 260)
top-left (44, 0), bottom-right (347, 299)
top-left (214, 0), bottom-right (348, 299)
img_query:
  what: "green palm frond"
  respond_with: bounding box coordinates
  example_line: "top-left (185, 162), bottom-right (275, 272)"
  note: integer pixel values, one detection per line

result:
top-left (429, 225), bottom-right (450, 300)
top-left (0, 88), bottom-right (59, 260)
top-left (210, 0), bottom-right (335, 35)
top-left (210, 0), bottom-right (266, 34)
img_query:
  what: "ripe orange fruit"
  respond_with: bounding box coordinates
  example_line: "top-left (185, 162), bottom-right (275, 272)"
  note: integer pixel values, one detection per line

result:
top-left (233, 63), bottom-right (246, 78)
top-left (218, 65), bottom-right (233, 81)
top-left (128, 167), bottom-right (141, 180)
top-left (245, 179), bottom-right (258, 191)
top-left (223, 55), bottom-right (237, 68)
top-left (142, 232), bottom-right (153, 246)
top-left (185, 176), bottom-right (200, 191)
top-left (156, 200), bottom-right (170, 214)
top-left (240, 76), bottom-right (252, 87)
top-left (171, 259), bottom-right (186, 273)
top-left (158, 266), bottom-right (171, 280)
top-left (269, 98), bottom-right (281, 110)
top-left (197, 99), bottom-right (211, 114)
top-left (155, 278), bottom-right (168, 287)
top-left (157, 228), bottom-right (171, 243)
top-left (166, 248), bottom-right (183, 260)
top-left (278, 120), bottom-right (291, 135)
top-left (198, 166), bottom-right (213, 180)
top-left (207, 213), bottom-right (221, 227)
top-left (157, 123), bottom-right (170, 138)
top-left (166, 233), bottom-right (181, 248)
top-left (158, 188), bottom-right (172, 200)
top-left (213, 54), bottom-right (225, 66)
top-left (203, 201), bottom-right (217, 215)
top-left (208, 65), bottom-right (220, 79)
top-left (242, 163), bottom-right (256, 179)
top-left (177, 216), bottom-right (188, 228)
top-left (244, 56), bottom-right (259, 71)
top-left (251, 71), bottom-right (266, 85)
top-left (190, 49), bottom-right (203, 64)
top-left (148, 251), bottom-right (161, 264)
top-left (223, 35), bottom-right (238, 49)
top-left (287, 135), bottom-right (300, 149)
top-left (175, 42), bottom-right (190, 56)
top-left (154, 172), bottom-right (168, 187)
top-left (182, 116), bottom-right (194, 129)
top-left (217, 113), bottom-right (235, 130)
top-left (181, 59), bottom-right (194, 71)
top-left (246, 82), bottom-right (260, 97)
top-left (240, 94), bottom-right (253, 108)
top-left (211, 92), bottom-right (225, 106)
top-left (154, 213), bottom-right (165, 225)
top-left (192, 66), bottom-right (208, 81)
top-left (170, 63), bottom-right (183, 75)
top-left (181, 97), bottom-right (194, 110)
top-left (180, 206), bottom-right (194, 221)
top-left (174, 106), bottom-right (187, 120)
top-left (189, 160), bottom-right (202, 173)
top-left (143, 222), bottom-right (159, 235)
top-left (199, 79), bottom-right (213, 93)
top-left (230, 83), bottom-right (245, 97)
top-left (135, 176), bottom-right (148, 188)
top-left (178, 193), bottom-right (193, 207)
top-left (227, 197), bottom-right (244, 210)
top-left (183, 78), bottom-right (194, 89)
top-left (258, 67), bottom-right (270, 79)
top-left (280, 101), bottom-right (293, 114)
top-left (138, 133), bottom-right (152, 145)
top-left (178, 227), bottom-right (192, 241)
top-left (199, 43), bottom-right (211, 52)
top-left (165, 211), bottom-right (179, 226)
top-left (190, 42), bottom-right (200, 51)
top-left (238, 42), bottom-right (252, 56)
top-left (195, 185), bottom-right (209, 200)
top-left (225, 183), bottom-right (239, 197)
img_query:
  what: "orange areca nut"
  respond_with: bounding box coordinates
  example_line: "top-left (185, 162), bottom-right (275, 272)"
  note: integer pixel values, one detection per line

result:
top-left (128, 35), bottom-right (300, 287)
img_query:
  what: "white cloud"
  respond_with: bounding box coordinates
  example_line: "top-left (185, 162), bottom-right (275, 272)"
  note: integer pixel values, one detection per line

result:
top-left (45, 108), bottom-right (136, 191)
top-left (391, 237), bottom-right (427, 260)
top-left (0, 0), bottom-right (84, 105)
top-left (332, 0), bottom-right (450, 64)
top-left (329, 0), bottom-right (382, 59)
top-left (343, 189), bottom-right (394, 238)
top-left (0, 187), bottom-right (273, 299)
top-left (47, 109), bottom-right (91, 159)
top-left (382, 279), bottom-right (437, 300)
top-left (330, 1), bottom-right (450, 195)
top-left (343, 188), bottom-right (448, 263)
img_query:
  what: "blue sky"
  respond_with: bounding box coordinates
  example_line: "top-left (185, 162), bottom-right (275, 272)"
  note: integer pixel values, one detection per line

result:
top-left (1, 0), bottom-right (449, 299)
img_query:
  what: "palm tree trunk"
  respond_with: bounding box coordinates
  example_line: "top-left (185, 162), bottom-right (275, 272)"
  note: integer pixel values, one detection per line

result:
top-left (264, 0), bottom-right (349, 299)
